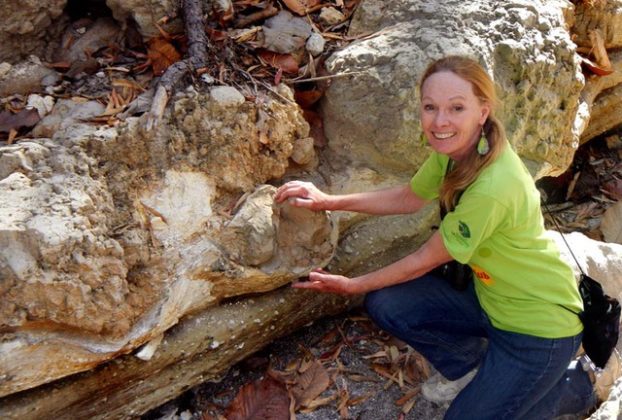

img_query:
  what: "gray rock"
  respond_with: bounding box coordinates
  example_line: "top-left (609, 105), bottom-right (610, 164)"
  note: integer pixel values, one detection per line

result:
top-left (0, 56), bottom-right (60, 97)
top-left (209, 86), bottom-right (246, 107)
top-left (306, 32), bottom-right (326, 57)
top-left (261, 10), bottom-right (313, 54)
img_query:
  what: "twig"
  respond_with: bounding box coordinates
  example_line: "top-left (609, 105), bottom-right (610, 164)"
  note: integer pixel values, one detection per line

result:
top-left (234, 4), bottom-right (278, 28)
top-left (290, 71), bottom-right (364, 84)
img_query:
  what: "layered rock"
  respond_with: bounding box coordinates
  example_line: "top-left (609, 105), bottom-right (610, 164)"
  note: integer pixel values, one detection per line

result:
top-left (0, 85), bottom-right (337, 397)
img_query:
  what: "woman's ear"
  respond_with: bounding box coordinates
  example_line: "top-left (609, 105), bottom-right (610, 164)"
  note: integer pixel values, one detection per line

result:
top-left (479, 103), bottom-right (491, 125)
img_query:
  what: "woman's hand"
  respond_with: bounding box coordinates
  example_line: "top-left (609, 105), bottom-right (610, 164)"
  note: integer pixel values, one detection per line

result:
top-left (274, 181), bottom-right (333, 211)
top-left (292, 269), bottom-right (362, 295)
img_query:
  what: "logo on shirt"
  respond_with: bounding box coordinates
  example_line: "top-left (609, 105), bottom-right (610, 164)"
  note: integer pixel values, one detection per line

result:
top-left (472, 264), bottom-right (494, 286)
top-left (458, 221), bottom-right (471, 238)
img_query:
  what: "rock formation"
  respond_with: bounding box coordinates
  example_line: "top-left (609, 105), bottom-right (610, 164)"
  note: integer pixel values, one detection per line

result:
top-left (1, 0), bottom-right (622, 418)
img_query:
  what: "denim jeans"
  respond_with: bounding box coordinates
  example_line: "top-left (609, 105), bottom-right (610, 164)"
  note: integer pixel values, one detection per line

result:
top-left (364, 274), bottom-right (597, 419)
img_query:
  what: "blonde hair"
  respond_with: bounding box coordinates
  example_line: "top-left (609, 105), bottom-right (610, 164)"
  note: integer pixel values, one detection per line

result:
top-left (420, 56), bottom-right (506, 211)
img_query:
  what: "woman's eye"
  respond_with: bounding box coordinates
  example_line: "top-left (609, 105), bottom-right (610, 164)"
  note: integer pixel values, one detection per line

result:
top-left (423, 104), bottom-right (435, 111)
top-left (453, 105), bottom-right (464, 112)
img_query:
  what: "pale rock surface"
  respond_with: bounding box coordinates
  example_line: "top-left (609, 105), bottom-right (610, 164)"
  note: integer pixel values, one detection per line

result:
top-left (260, 10), bottom-right (313, 54)
top-left (0, 56), bottom-right (60, 97)
top-left (32, 99), bottom-right (106, 139)
top-left (0, 0), bottom-right (66, 63)
top-left (321, 0), bottom-right (584, 180)
top-left (0, 87), bottom-right (327, 397)
top-left (601, 201), bottom-right (622, 245)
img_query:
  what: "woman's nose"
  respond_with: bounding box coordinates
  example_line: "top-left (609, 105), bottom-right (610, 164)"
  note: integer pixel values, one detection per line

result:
top-left (434, 110), bottom-right (450, 126)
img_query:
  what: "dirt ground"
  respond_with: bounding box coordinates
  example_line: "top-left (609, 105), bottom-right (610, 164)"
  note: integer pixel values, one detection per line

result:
top-left (143, 307), bottom-right (447, 420)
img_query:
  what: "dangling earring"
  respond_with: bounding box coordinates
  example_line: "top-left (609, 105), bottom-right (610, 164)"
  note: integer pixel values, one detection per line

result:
top-left (420, 132), bottom-right (427, 145)
top-left (477, 129), bottom-right (489, 155)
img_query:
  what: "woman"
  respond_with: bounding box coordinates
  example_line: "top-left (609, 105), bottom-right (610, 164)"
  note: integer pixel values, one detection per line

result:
top-left (275, 56), bottom-right (596, 418)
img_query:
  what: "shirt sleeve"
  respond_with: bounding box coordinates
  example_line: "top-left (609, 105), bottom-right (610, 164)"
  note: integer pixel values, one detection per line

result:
top-left (440, 191), bottom-right (509, 264)
top-left (410, 152), bottom-right (449, 200)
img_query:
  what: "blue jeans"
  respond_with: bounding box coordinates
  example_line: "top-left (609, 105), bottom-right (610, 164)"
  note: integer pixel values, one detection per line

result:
top-left (364, 274), bottom-right (597, 419)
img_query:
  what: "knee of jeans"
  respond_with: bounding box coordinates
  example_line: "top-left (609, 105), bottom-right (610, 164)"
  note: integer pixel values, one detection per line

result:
top-left (364, 290), bottom-right (392, 329)
top-left (364, 288), bottom-right (424, 332)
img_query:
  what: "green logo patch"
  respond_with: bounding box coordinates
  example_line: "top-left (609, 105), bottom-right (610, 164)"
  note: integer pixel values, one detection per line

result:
top-left (458, 221), bottom-right (471, 238)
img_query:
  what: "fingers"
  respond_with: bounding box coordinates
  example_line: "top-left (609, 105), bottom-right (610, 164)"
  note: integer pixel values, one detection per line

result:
top-left (275, 181), bottom-right (310, 203)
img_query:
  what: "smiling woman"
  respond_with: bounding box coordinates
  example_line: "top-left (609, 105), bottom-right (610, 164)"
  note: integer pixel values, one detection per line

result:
top-left (276, 56), bottom-right (598, 419)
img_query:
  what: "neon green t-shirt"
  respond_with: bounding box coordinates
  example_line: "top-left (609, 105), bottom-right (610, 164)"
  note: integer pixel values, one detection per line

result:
top-left (410, 145), bottom-right (583, 338)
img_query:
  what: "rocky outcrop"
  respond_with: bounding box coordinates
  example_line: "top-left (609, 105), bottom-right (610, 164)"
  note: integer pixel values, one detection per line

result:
top-left (0, 84), bottom-right (337, 397)
top-left (2, 0), bottom-right (622, 417)
top-left (0, 0), bottom-right (66, 63)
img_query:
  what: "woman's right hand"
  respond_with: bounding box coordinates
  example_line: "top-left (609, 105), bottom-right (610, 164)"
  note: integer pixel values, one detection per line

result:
top-left (274, 181), bottom-right (333, 211)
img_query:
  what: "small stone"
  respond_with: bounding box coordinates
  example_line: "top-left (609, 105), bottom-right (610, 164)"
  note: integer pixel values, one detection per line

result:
top-left (210, 86), bottom-right (245, 107)
top-left (0, 62), bottom-right (13, 78)
top-left (319, 7), bottom-right (345, 26)
top-left (291, 137), bottom-right (316, 165)
top-left (306, 33), bottom-right (326, 57)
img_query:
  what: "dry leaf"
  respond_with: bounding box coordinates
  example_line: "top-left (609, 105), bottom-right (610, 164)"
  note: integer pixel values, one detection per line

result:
top-left (302, 110), bottom-right (327, 148)
top-left (258, 50), bottom-right (299, 74)
top-left (147, 37), bottom-right (182, 76)
top-left (282, 0), bottom-right (321, 16)
top-left (0, 108), bottom-right (40, 134)
top-left (291, 360), bottom-right (330, 408)
top-left (224, 376), bottom-right (291, 420)
top-left (294, 89), bottom-right (324, 109)
top-left (580, 56), bottom-right (614, 76)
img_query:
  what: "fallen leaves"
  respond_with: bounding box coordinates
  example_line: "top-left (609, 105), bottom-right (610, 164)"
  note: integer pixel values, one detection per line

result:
top-left (147, 37), bottom-right (183, 76)
top-left (224, 376), bottom-right (291, 420)
top-left (214, 314), bottom-right (430, 419)
top-left (0, 108), bottom-right (40, 144)
top-left (282, 0), bottom-right (322, 16)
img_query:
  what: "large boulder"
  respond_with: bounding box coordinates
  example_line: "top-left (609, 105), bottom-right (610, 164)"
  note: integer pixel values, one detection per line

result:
top-left (320, 0), bottom-right (584, 180)
top-left (0, 85), bottom-right (338, 397)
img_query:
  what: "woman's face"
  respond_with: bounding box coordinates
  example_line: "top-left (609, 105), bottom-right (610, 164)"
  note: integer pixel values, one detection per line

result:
top-left (420, 71), bottom-right (490, 161)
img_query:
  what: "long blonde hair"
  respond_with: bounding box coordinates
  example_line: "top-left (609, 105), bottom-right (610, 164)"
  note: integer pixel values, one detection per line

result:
top-left (420, 56), bottom-right (506, 211)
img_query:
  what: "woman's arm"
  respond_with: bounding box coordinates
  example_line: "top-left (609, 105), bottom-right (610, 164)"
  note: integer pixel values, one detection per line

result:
top-left (294, 231), bottom-right (452, 294)
top-left (275, 181), bottom-right (430, 215)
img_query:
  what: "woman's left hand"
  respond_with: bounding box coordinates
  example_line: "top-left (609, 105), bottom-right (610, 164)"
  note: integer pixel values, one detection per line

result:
top-left (292, 268), bottom-right (362, 295)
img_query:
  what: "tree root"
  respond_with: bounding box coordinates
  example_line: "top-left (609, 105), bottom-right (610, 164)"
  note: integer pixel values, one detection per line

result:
top-left (146, 0), bottom-right (210, 130)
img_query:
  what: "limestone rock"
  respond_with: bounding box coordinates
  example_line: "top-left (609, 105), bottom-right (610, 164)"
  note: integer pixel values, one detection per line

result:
top-left (321, 0), bottom-right (584, 179)
top-left (260, 11), bottom-right (313, 54)
top-left (0, 287), bottom-right (355, 419)
top-left (0, 56), bottom-right (60, 97)
top-left (0, 88), bottom-right (322, 397)
top-left (579, 48), bottom-right (622, 144)
top-left (32, 99), bottom-right (106, 139)
top-left (572, 0), bottom-right (622, 49)
top-left (0, 0), bottom-right (66, 63)
top-left (105, 0), bottom-right (183, 38)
